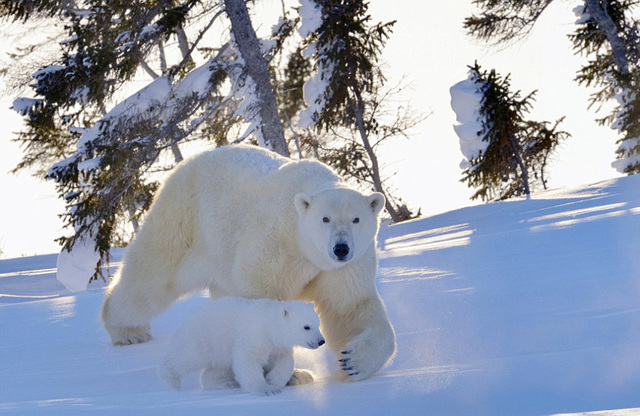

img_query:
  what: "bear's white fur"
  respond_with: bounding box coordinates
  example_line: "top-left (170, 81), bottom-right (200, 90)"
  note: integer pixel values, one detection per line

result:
top-left (158, 297), bottom-right (325, 396)
top-left (101, 144), bottom-right (396, 381)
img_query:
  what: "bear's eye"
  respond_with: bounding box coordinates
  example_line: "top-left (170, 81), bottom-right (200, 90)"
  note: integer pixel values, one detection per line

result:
top-left (322, 217), bottom-right (330, 223)
top-left (304, 325), bottom-right (311, 330)
top-left (353, 217), bottom-right (360, 224)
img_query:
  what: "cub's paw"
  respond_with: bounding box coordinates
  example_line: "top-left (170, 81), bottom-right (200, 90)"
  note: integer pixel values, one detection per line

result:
top-left (247, 384), bottom-right (282, 396)
top-left (287, 368), bottom-right (314, 386)
top-left (200, 368), bottom-right (239, 390)
top-left (222, 380), bottom-right (241, 389)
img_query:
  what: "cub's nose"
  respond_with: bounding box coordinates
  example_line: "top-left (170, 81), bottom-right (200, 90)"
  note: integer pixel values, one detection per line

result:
top-left (333, 243), bottom-right (350, 260)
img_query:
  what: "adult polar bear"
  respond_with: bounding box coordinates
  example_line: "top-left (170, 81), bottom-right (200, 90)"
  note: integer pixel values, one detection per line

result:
top-left (101, 144), bottom-right (396, 382)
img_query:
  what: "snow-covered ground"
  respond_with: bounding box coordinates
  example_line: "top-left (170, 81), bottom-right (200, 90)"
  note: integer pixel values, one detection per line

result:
top-left (2, 176), bottom-right (640, 415)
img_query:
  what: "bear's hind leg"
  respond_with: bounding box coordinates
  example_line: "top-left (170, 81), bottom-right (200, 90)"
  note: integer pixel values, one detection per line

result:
top-left (101, 274), bottom-right (178, 346)
top-left (200, 367), bottom-right (239, 390)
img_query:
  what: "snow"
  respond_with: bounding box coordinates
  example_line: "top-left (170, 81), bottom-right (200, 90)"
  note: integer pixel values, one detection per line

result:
top-left (612, 152), bottom-right (640, 172)
top-left (609, 84), bottom-right (640, 173)
top-left (2, 176), bottom-right (640, 415)
top-left (77, 157), bottom-right (102, 172)
top-left (226, 38), bottom-right (266, 147)
top-left (271, 16), bottom-right (288, 37)
top-left (298, 59), bottom-right (333, 129)
top-left (73, 75), bottom-right (172, 153)
top-left (259, 38), bottom-right (277, 55)
top-left (298, 0), bottom-right (323, 38)
top-left (296, 0), bottom-right (335, 130)
top-left (59, 34), bottom-right (78, 45)
top-left (140, 24), bottom-right (159, 38)
top-left (173, 58), bottom-right (219, 100)
top-left (47, 57), bottom-right (221, 179)
top-left (70, 86), bottom-right (90, 105)
top-left (55, 237), bottom-right (100, 292)
top-left (450, 71), bottom-right (488, 169)
top-left (573, 5), bottom-right (591, 25)
top-left (11, 98), bottom-right (41, 116)
top-left (74, 57), bottom-right (219, 155)
top-left (32, 65), bottom-right (65, 79)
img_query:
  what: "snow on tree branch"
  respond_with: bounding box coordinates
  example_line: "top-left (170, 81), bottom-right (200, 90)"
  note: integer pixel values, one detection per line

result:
top-left (298, 0), bottom-right (323, 37)
top-left (296, 0), bottom-right (334, 130)
top-left (451, 63), bottom-right (568, 201)
top-left (45, 55), bottom-right (228, 284)
top-left (48, 58), bottom-right (224, 180)
top-left (11, 97), bottom-right (42, 116)
top-left (610, 76), bottom-right (640, 173)
top-left (450, 68), bottom-right (489, 170)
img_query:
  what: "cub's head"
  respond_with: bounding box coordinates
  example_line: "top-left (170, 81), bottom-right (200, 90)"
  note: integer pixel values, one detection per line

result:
top-left (276, 301), bottom-right (325, 349)
top-left (294, 187), bottom-right (385, 270)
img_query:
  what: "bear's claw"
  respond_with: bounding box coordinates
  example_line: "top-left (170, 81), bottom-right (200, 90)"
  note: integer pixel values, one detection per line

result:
top-left (109, 325), bottom-right (152, 346)
top-left (339, 352), bottom-right (360, 378)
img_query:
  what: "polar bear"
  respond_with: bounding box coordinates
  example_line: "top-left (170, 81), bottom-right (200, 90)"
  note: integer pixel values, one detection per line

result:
top-left (101, 144), bottom-right (396, 382)
top-left (159, 297), bottom-right (325, 396)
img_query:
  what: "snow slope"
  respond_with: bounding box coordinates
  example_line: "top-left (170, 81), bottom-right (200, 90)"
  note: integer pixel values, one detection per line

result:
top-left (2, 176), bottom-right (640, 415)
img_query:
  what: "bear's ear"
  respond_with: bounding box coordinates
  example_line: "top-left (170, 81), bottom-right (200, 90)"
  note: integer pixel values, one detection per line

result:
top-left (368, 192), bottom-right (385, 215)
top-left (294, 193), bottom-right (312, 215)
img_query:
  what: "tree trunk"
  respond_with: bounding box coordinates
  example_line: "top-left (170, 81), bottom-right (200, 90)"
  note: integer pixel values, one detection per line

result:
top-left (170, 143), bottom-right (184, 163)
top-left (223, 0), bottom-right (290, 157)
top-left (584, 0), bottom-right (630, 76)
top-left (507, 135), bottom-right (530, 198)
top-left (351, 86), bottom-right (403, 222)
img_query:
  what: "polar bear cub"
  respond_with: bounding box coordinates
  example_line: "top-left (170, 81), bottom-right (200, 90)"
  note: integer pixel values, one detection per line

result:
top-left (159, 297), bottom-right (325, 396)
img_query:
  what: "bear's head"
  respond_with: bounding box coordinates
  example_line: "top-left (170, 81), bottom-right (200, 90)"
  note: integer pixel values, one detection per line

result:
top-left (294, 187), bottom-right (385, 270)
top-left (274, 301), bottom-right (325, 349)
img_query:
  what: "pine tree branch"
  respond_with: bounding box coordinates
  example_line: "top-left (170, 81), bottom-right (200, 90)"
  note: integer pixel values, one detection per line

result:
top-left (464, 0), bottom-right (554, 46)
top-left (169, 8), bottom-right (225, 76)
top-left (140, 59), bottom-right (160, 79)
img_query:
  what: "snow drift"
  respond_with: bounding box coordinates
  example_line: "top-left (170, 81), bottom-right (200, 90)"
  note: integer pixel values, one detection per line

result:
top-left (1, 176), bottom-right (640, 415)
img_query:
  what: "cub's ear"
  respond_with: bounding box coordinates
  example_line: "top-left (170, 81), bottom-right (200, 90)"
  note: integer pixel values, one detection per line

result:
top-left (294, 193), bottom-right (312, 215)
top-left (368, 192), bottom-right (385, 215)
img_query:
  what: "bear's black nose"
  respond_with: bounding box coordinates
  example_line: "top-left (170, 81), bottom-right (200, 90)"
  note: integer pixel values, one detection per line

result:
top-left (318, 339), bottom-right (325, 346)
top-left (333, 243), bottom-right (350, 260)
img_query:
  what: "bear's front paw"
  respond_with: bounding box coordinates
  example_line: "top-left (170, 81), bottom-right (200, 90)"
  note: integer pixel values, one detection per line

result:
top-left (337, 329), bottom-right (395, 382)
top-left (109, 325), bottom-right (152, 346)
top-left (338, 349), bottom-right (362, 381)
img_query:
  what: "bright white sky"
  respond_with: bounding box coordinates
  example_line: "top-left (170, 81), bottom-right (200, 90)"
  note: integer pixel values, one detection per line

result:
top-left (0, 0), bottom-right (622, 258)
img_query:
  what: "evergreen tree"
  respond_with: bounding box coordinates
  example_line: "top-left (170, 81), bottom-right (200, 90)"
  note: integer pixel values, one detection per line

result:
top-left (1, 0), bottom-right (420, 283)
top-left (464, 0), bottom-right (640, 174)
top-left (450, 63), bottom-right (569, 202)
top-left (295, 0), bottom-right (422, 222)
